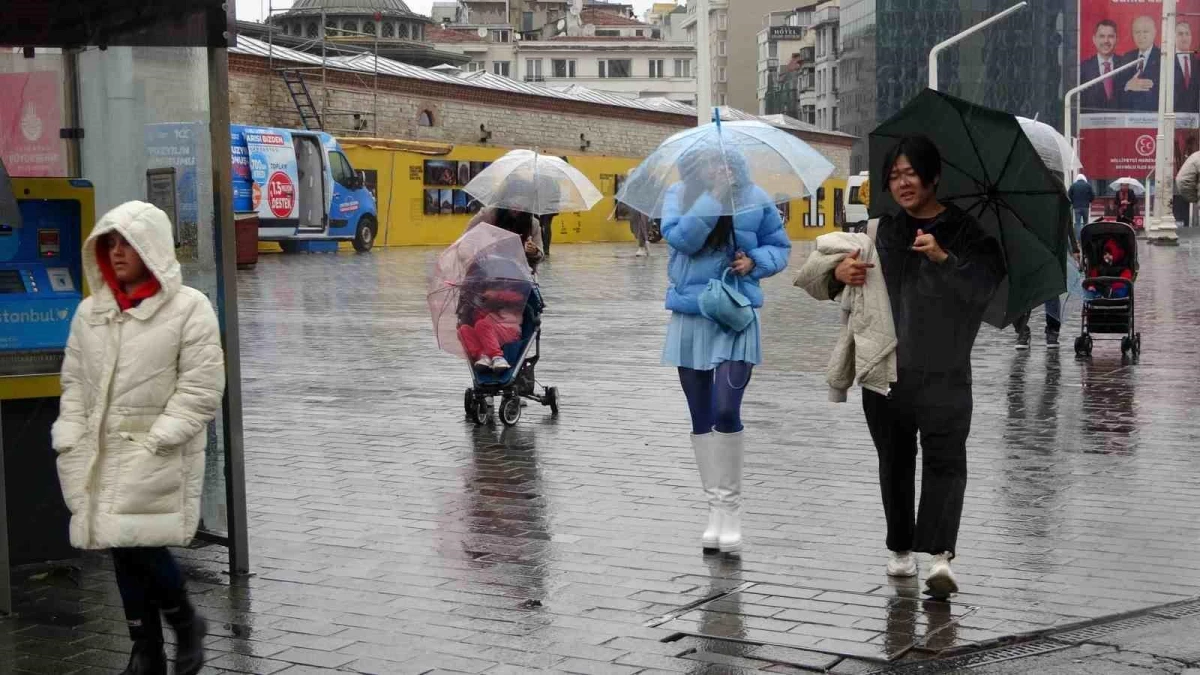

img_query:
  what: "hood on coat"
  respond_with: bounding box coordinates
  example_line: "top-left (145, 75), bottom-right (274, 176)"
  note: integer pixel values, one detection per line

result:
top-left (1103, 237), bottom-right (1127, 263)
top-left (1075, 173), bottom-right (1088, 183)
top-left (83, 201), bottom-right (182, 317)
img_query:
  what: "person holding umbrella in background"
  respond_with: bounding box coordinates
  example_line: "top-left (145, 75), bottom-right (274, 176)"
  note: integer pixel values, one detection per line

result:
top-left (1068, 174), bottom-right (1094, 238)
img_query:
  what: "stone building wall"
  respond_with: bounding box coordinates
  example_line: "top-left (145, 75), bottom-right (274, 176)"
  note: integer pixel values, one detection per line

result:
top-left (227, 53), bottom-right (852, 175)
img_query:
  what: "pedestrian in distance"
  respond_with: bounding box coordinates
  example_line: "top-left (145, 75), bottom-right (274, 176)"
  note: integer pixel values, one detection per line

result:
top-left (661, 145), bottom-right (792, 554)
top-left (52, 202), bottom-right (226, 675)
top-left (828, 135), bottom-right (1004, 599)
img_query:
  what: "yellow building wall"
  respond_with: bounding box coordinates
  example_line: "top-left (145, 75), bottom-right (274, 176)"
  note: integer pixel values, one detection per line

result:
top-left (331, 141), bottom-right (847, 248)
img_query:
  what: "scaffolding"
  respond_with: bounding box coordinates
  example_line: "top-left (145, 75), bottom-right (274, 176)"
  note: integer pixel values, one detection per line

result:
top-left (264, 0), bottom-right (381, 136)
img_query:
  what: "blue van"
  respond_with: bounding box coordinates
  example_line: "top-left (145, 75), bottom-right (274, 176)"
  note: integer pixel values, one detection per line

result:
top-left (231, 125), bottom-right (378, 252)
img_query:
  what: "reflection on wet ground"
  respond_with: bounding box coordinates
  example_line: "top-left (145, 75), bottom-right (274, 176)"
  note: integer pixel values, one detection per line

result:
top-left (6, 238), bottom-right (1200, 673)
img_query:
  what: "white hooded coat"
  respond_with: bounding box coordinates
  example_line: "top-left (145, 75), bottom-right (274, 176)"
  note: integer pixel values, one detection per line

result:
top-left (51, 201), bottom-right (225, 550)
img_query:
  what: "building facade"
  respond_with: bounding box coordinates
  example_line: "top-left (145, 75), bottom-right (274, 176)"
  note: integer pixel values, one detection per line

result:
top-left (837, 0), bottom-right (1073, 173)
top-left (757, 9), bottom-right (812, 115)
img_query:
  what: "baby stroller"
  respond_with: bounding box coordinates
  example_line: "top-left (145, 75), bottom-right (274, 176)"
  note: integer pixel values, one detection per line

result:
top-left (1073, 220), bottom-right (1141, 358)
top-left (463, 285), bottom-right (560, 426)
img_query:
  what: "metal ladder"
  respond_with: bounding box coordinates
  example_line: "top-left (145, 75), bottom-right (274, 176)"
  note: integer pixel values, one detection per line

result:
top-left (281, 70), bottom-right (323, 130)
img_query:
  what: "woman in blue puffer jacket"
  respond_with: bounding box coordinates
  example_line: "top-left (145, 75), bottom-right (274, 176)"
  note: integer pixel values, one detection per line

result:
top-left (661, 147), bottom-right (791, 554)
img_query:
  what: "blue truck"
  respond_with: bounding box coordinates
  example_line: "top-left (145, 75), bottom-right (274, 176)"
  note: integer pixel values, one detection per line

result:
top-left (231, 125), bottom-right (378, 252)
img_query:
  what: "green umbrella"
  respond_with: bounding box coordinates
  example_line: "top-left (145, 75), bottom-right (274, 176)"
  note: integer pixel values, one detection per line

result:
top-left (868, 89), bottom-right (1071, 328)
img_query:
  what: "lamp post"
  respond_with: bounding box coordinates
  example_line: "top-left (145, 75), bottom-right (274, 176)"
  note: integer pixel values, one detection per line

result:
top-left (928, 2), bottom-right (1027, 90)
top-left (1150, 0), bottom-right (1181, 244)
top-left (1064, 58), bottom-right (1144, 183)
top-left (695, 0), bottom-right (712, 124)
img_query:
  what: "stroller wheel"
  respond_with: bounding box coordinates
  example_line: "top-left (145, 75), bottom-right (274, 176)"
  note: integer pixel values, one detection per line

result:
top-left (1074, 335), bottom-right (1088, 357)
top-left (473, 397), bottom-right (491, 425)
top-left (500, 396), bottom-right (522, 426)
top-left (464, 389), bottom-right (475, 420)
top-left (1121, 336), bottom-right (1132, 355)
top-left (545, 387), bottom-right (560, 417)
top-left (1134, 333), bottom-right (1142, 355)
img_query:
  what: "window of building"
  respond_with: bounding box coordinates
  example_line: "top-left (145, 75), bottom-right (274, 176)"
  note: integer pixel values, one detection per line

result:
top-left (382, 22), bottom-right (395, 38)
top-left (599, 59), bottom-right (632, 78)
top-left (363, 21), bottom-right (376, 36)
top-left (596, 29), bottom-right (621, 37)
top-left (769, 41), bottom-right (778, 58)
top-left (523, 11), bottom-right (534, 31)
top-left (493, 60), bottom-right (511, 77)
top-left (307, 21), bottom-right (319, 37)
top-left (718, 12), bottom-right (727, 30)
top-left (718, 40), bottom-right (727, 56)
top-left (718, 93), bottom-right (727, 105)
top-left (552, 59), bottom-right (577, 78)
top-left (466, 61), bottom-right (483, 72)
top-left (674, 58), bottom-right (690, 78)
top-left (341, 20), bottom-right (357, 35)
top-left (526, 58), bottom-right (544, 81)
top-left (649, 59), bottom-right (664, 78)
top-left (652, 29), bottom-right (661, 39)
top-left (831, 66), bottom-right (838, 93)
top-left (718, 67), bottom-right (726, 82)
top-left (418, 110), bottom-right (435, 127)
top-left (281, 24), bottom-right (289, 35)
top-left (326, 21), bottom-right (338, 35)
top-left (414, 24), bottom-right (423, 40)
top-left (832, 107), bottom-right (838, 130)
top-left (399, 23), bottom-right (410, 38)
top-left (491, 29), bottom-right (510, 42)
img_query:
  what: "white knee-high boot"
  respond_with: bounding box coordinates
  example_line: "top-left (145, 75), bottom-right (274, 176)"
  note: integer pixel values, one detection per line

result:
top-left (713, 430), bottom-right (744, 552)
top-left (691, 432), bottom-right (722, 550)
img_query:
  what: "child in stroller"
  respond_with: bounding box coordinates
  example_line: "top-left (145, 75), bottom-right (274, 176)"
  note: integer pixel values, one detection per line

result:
top-left (1074, 221), bottom-right (1141, 357)
top-left (1083, 238), bottom-right (1133, 299)
top-left (457, 279), bottom-right (525, 372)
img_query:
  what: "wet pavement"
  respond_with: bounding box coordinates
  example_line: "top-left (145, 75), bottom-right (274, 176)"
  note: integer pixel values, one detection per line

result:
top-left (6, 233), bottom-right (1200, 674)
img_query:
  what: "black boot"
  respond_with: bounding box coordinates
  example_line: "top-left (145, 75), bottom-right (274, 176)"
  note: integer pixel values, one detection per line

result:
top-left (169, 613), bottom-right (207, 675)
top-left (119, 639), bottom-right (166, 675)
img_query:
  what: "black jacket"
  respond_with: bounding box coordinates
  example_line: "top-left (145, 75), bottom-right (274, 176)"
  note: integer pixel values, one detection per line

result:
top-left (874, 204), bottom-right (1005, 379)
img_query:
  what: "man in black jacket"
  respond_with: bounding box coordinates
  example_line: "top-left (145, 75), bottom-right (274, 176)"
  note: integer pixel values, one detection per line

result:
top-left (833, 135), bottom-right (1005, 599)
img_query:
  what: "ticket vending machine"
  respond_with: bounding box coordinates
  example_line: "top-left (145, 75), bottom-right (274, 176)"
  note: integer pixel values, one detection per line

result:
top-left (0, 176), bottom-right (94, 612)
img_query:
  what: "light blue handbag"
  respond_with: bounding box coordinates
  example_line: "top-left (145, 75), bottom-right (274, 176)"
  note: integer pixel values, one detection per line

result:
top-left (698, 267), bottom-right (756, 332)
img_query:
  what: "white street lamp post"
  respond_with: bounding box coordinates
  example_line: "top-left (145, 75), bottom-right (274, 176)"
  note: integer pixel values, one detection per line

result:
top-left (695, 0), bottom-right (712, 124)
top-left (1151, 0), bottom-right (1181, 244)
top-left (928, 2), bottom-right (1027, 90)
top-left (1063, 57), bottom-right (1145, 182)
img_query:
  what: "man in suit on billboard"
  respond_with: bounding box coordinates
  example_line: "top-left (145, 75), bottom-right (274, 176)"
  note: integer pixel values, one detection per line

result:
top-left (1121, 15), bottom-right (1161, 111)
top-left (1175, 21), bottom-right (1199, 112)
top-left (1080, 19), bottom-right (1123, 110)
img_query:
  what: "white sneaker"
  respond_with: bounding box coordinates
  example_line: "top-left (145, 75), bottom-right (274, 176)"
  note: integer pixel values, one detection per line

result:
top-left (474, 356), bottom-right (493, 371)
top-left (491, 356), bottom-right (511, 372)
top-left (886, 551), bottom-right (918, 578)
top-left (634, 246), bottom-right (648, 257)
top-left (924, 552), bottom-right (959, 599)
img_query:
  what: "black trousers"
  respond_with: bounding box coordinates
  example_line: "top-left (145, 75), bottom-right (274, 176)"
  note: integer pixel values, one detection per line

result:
top-left (112, 547), bottom-right (189, 643)
top-left (862, 372), bottom-right (972, 555)
top-left (539, 213), bottom-right (555, 254)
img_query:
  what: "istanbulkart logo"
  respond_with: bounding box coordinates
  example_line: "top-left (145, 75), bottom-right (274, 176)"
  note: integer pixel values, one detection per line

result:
top-left (0, 308), bottom-right (70, 323)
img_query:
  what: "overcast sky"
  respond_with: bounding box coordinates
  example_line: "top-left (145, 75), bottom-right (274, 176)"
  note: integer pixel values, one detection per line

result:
top-left (235, 0), bottom-right (664, 23)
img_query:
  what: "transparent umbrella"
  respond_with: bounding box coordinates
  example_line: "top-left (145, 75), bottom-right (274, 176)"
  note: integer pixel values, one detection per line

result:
top-left (428, 223), bottom-right (534, 360)
top-left (615, 116), bottom-right (835, 218)
top-left (1016, 116), bottom-right (1081, 179)
top-left (463, 149), bottom-right (602, 215)
top-left (1109, 177), bottom-right (1146, 195)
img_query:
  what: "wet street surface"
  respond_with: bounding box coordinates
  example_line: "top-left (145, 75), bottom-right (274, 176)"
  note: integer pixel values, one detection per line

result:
top-left (7, 235), bottom-right (1200, 674)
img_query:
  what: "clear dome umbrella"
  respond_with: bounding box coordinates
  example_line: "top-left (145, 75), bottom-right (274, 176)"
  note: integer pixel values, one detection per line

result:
top-left (615, 115), bottom-right (835, 218)
top-left (463, 149), bottom-right (602, 215)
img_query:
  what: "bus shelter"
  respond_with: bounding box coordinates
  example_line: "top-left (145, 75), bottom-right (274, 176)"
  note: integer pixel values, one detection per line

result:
top-left (0, 0), bottom-right (248, 614)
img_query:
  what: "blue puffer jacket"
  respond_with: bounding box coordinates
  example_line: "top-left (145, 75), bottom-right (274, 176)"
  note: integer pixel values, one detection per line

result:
top-left (662, 183), bottom-right (792, 315)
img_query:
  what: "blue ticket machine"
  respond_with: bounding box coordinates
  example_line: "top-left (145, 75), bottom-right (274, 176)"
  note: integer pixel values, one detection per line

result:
top-left (0, 177), bottom-right (94, 601)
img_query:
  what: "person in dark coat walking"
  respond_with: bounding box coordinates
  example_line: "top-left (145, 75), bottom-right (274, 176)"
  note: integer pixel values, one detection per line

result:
top-left (1067, 174), bottom-right (1094, 239)
top-left (829, 135), bottom-right (1004, 599)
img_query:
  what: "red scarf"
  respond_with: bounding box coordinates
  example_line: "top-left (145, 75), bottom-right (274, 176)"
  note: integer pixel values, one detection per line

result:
top-left (96, 239), bottom-right (161, 311)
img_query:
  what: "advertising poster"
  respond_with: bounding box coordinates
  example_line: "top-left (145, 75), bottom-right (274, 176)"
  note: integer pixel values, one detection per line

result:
top-left (0, 71), bottom-right (66, 177)
top-left (241, 127), bottom-right (299, 220)
top-left (144, 122), bottom-right (203, 232)
top-left (1078, 0), bottom-right (1200, 180)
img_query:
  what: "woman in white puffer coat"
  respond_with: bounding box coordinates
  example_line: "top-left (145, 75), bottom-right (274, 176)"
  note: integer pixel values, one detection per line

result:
top-left (52, 201), bottom-right (225, 675)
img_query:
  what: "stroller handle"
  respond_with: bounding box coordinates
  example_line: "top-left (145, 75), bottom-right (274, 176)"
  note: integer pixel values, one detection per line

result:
top-left (1082, 275), bottom-right (1135, 286)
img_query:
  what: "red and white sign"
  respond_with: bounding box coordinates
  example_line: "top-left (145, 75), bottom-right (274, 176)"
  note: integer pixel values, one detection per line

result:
top-left (0, 72), bottom-right (66, 177)
top-left (266, 171), bottom-right (295, 218)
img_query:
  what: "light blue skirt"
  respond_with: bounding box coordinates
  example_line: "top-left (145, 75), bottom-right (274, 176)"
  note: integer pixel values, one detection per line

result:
top-left (662, 311), bottom-right (762, 370)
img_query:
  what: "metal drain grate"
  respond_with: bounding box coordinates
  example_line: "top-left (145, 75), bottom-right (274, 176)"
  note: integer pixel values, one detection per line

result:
top-left (1153, 599), bottom-right (1200, 619)
top-left (870, 641), bottom-right (1072, 674)
top-left (1048, 613), bottom-right (1171, 644)
top-left (646, 581), bottom-right (756, 628)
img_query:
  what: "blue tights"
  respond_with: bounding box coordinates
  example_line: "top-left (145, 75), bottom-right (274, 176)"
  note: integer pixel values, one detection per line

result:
top-left (678, 361), bottom-right (753, 435)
